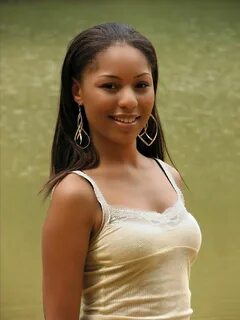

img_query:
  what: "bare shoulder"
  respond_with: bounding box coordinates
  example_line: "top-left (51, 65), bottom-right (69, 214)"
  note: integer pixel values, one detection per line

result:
top-left (164, 162), bottom-right (183, 190)
top-left (46, 172), bottom-right (97, 228)
top-left (52, 172), bottom-right (94, 201)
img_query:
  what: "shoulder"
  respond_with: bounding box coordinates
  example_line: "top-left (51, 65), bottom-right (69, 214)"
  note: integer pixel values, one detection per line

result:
top-left (163, 161), bottom-right (183, 190)
top-left (51, 172), bottom-right (94, 202)
top-left (45, 172), bottom-right (97, 232)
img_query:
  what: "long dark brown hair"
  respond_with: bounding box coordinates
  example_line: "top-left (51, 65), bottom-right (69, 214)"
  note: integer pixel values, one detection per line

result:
top-left (40, 22), bottom-right (178, 199)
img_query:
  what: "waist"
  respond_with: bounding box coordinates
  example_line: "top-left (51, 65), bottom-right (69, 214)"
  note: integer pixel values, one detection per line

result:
top-left (81, 290), bottom-right (193, 319)
top-left (80, 313), bottom-right (192, 320)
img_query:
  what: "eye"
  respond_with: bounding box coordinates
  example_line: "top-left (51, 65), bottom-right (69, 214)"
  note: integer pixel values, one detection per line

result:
top-left (100, 83), bottom-right (117, 90)
top-left (136, 82), bottom-right (150, 89)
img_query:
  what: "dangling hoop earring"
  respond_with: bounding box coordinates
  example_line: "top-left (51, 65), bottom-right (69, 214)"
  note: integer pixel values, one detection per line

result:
top-left (74, 104), bottom-right (90, 149)
top-left (138, 114), bottom-right (158, 146)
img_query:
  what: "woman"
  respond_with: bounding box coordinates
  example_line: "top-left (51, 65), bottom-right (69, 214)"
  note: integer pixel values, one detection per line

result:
top-left (41, 22), bottom-right (202, 320)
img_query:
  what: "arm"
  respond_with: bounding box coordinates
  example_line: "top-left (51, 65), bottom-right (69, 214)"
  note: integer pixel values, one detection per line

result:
top-left (41, 173), bottom-right (96, 320)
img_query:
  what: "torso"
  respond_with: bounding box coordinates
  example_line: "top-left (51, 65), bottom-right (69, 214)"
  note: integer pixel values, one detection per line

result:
top-left (83, 157), bottom-right (179, 237)
top-left (73, 158), bottom-right (202, 319)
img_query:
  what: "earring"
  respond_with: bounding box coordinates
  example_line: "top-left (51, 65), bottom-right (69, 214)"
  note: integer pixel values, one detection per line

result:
top-left (74, 104), bottom-right (90, 149)
top-left (138, 114), bottom-right (158, 146)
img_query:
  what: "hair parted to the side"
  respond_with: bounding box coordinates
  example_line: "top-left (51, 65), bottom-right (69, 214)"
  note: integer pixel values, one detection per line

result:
top-left (40, 22), bottom-right (177, 199)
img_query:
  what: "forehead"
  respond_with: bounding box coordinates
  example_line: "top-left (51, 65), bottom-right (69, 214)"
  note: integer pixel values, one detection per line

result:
top-left (85, 43), bottom-right (152, 76)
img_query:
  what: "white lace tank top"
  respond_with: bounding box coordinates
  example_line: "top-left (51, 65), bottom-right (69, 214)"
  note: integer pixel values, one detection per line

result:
top-left (71, 158), bottom-right (202, 320)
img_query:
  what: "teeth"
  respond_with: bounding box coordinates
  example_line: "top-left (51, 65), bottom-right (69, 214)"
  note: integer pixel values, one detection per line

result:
top-left (112, 117), bottom-right (137, 123)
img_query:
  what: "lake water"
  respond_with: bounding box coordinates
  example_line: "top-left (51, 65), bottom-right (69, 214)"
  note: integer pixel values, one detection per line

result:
top-left (1, 1), bottom-right (239, 319)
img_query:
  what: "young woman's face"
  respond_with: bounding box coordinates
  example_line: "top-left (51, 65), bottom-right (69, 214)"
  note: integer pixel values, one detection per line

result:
top-left (73, 43), bottom-right (155, 147)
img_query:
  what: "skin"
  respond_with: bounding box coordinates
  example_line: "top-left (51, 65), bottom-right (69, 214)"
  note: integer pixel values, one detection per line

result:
top-left (73, 43), bottom-right (155, 169)
top-left (42, 43), bottom-right (183, 319)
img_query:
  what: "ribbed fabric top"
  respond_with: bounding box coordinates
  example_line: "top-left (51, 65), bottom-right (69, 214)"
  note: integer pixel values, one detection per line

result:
top-left (71, 159), bottom-right (202, 320)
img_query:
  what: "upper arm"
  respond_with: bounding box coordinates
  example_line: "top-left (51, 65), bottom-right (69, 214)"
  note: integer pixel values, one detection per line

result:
top-left (41, 173), bottom-right (96, 320)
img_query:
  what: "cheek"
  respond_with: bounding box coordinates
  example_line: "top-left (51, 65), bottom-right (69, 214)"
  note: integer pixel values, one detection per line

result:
top-left (140, 91), bottom-right (155, 109)
top-left (83, 97), bottom-right (111, 125)
top-left (84, 89), bottom-right (116, 111)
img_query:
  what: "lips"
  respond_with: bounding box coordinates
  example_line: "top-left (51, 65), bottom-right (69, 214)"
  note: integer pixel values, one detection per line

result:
top-left (109, 115), bottom-right (140, 124)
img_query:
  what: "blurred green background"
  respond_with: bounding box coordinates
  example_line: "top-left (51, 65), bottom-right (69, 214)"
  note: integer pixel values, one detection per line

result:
top-left (0, 0), bottom-right (239, 319)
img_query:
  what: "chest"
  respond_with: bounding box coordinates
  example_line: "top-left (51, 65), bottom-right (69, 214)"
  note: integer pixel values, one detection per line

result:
top-left (91, 169), bottom-right (178, 213)
top-left (88, 206), bottom-right (202, 267)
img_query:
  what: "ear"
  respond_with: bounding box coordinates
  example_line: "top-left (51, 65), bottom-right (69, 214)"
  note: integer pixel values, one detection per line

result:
top-left (72, 78), bottom-right (83, 106)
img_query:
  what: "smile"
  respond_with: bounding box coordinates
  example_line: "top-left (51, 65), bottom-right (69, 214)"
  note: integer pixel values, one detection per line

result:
top-left (109, 116), bottom-right (140, 125)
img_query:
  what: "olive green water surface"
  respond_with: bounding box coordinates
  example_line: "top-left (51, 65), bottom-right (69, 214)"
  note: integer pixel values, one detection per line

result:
top-left (0, 1), bottom-right (240, 319)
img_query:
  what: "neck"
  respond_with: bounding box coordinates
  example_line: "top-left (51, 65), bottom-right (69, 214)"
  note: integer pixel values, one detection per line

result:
top-left (91, 136), bottom-right (145, 170)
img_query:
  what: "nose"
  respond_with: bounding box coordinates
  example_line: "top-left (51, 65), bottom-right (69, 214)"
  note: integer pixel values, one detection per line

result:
top-left (118, 87), bottom-right (138, 110)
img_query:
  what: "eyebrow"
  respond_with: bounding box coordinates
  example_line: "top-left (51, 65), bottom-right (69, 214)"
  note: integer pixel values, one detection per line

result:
top-left (98, 72), bottom-right (151, 79)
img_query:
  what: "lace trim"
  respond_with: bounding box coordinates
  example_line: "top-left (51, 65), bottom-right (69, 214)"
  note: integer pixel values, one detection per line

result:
top-left (108, 197), bottom-right (186, 228)
top-left (72, 167), bottom-right (187, 230)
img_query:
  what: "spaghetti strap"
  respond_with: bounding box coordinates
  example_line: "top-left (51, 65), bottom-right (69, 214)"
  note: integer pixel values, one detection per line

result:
top-left (153, 158), bottom-right (176, 193)
top-left (154, 158), bottom-right (185, 203)
top-left (71, 171), bottom-right (107, 206)
top-left (70, 170), bottom-right (111, 239)
top-left (50, 172), bottom-right (107, 206)
top-left (50, 171), bottom-right (110, 240)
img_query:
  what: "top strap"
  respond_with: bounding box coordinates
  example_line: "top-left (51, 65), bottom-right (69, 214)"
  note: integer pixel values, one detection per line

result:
top-left (50, 171), bottom-right (110, 241)
top-left (71, 170), bottom-right (110, 240)
top-left (50, 171), bottom-right (107, 207)
top-left (71, 170), bottom-right (108, 207)
top-left (154, 158), bottom-right (184, 202)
